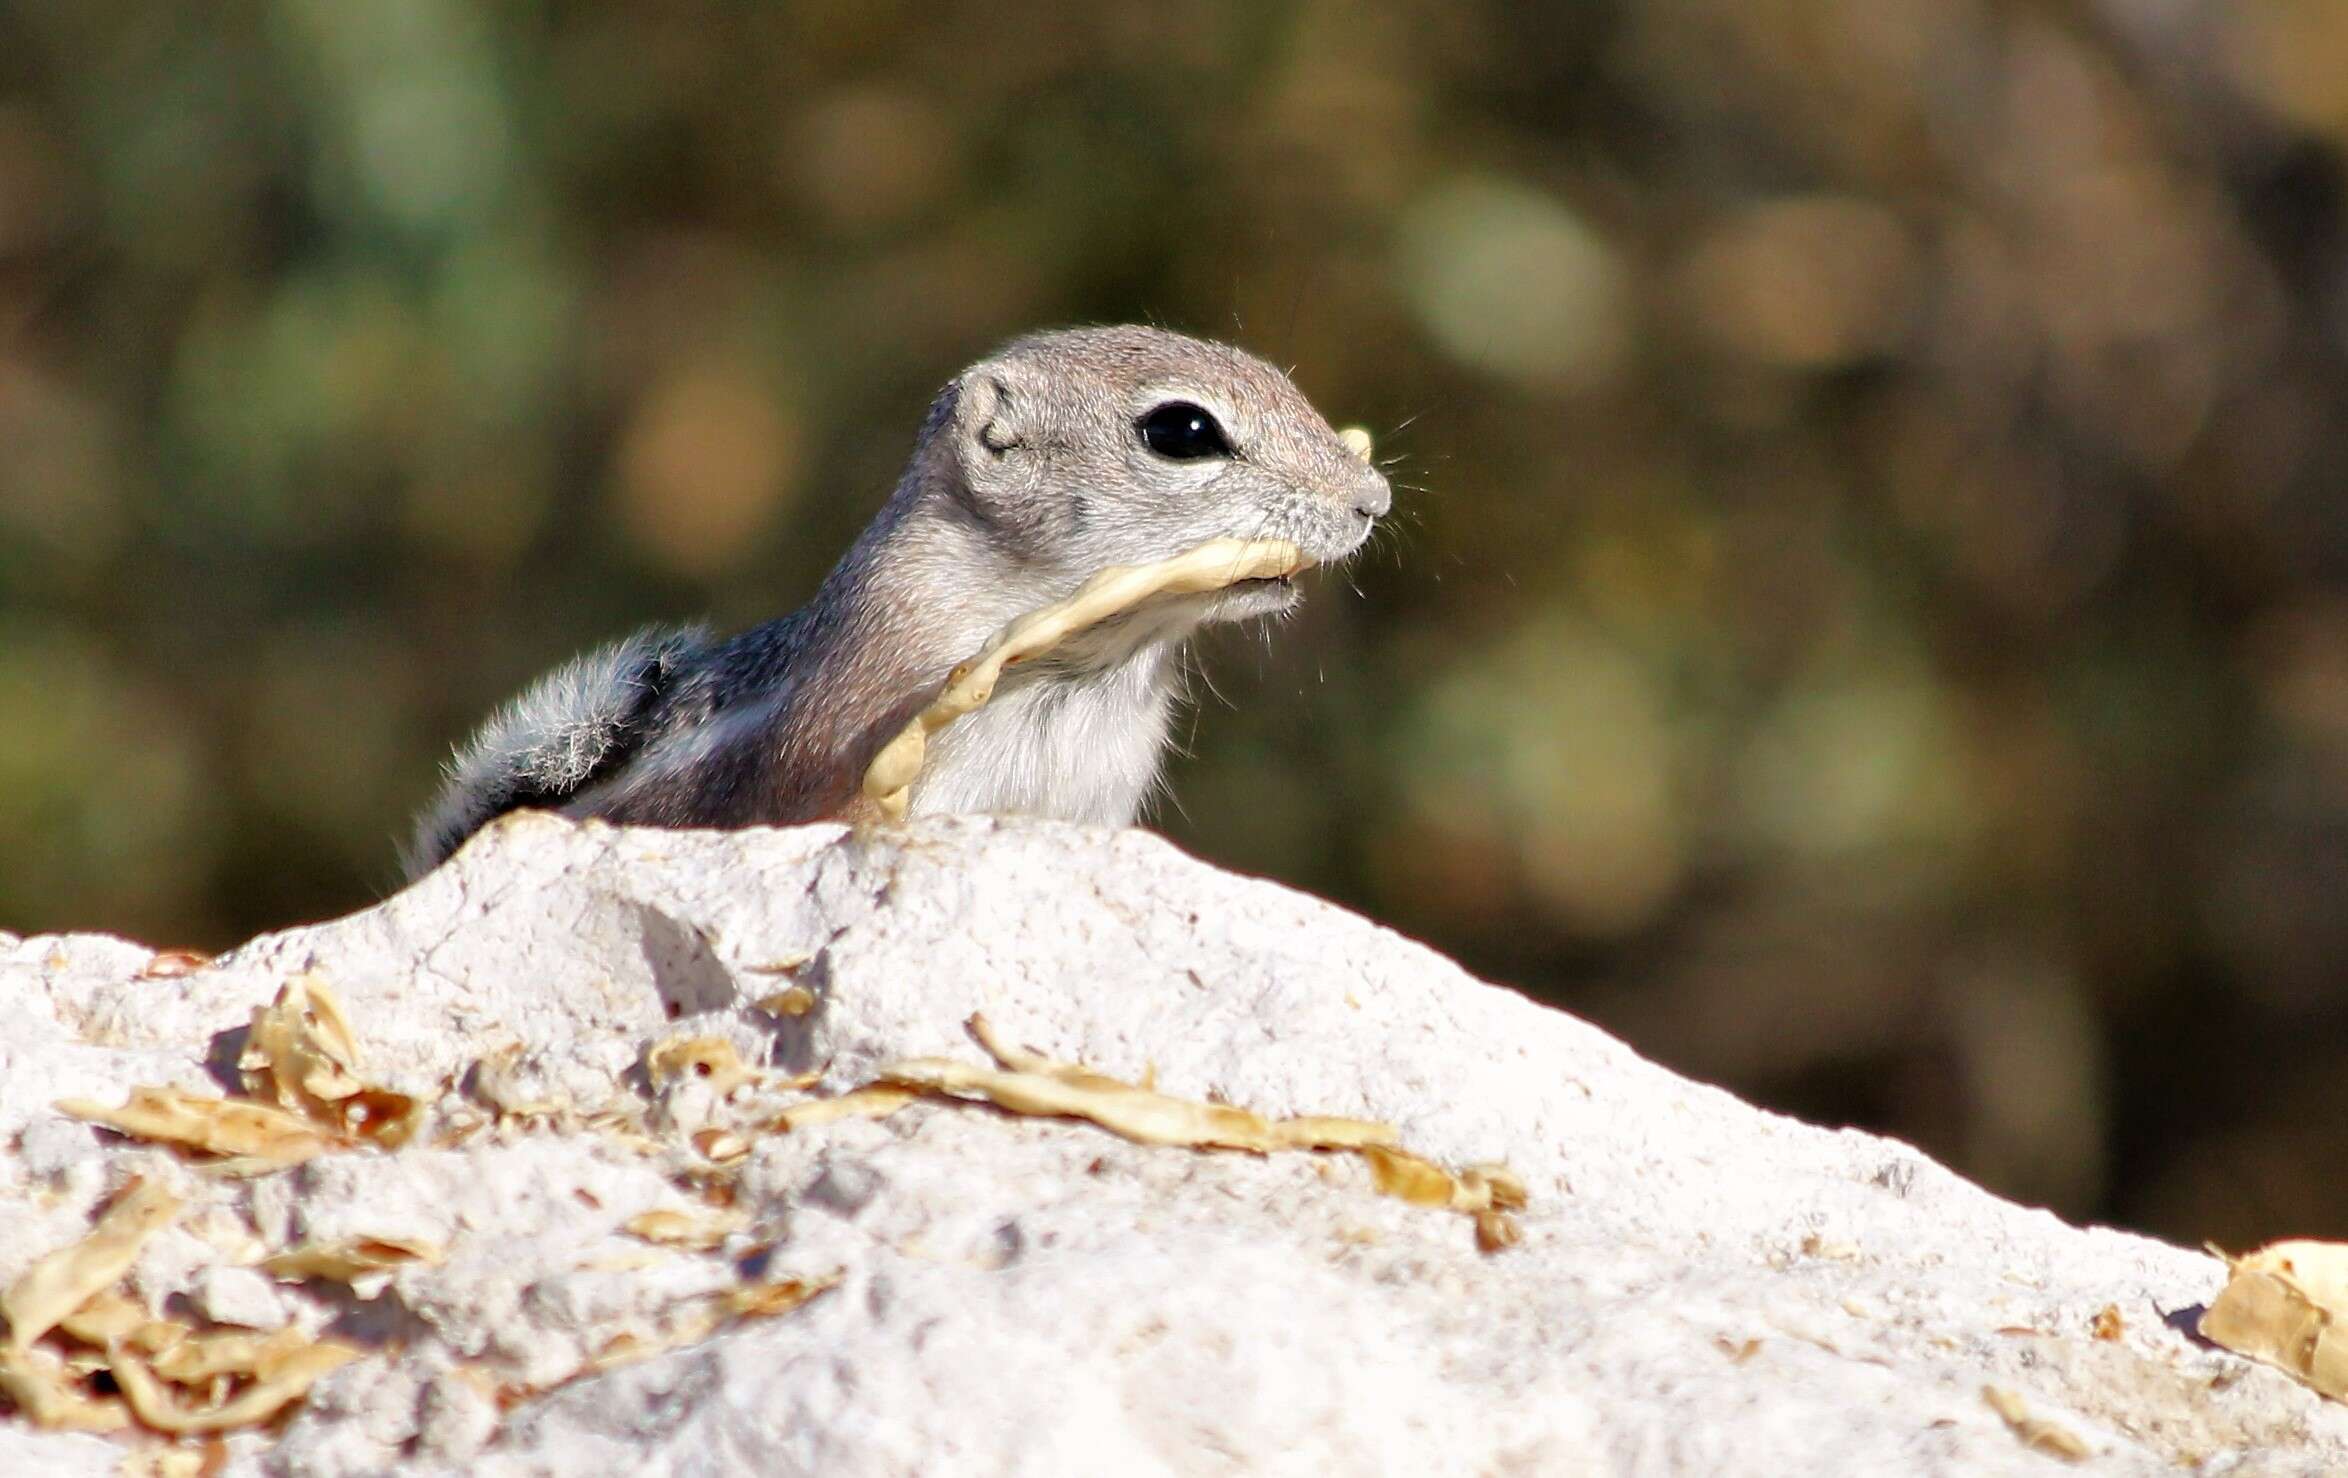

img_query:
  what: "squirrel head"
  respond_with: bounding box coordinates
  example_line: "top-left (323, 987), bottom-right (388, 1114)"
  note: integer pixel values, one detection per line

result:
top-left (919, 325), bottom-right (1390, 621)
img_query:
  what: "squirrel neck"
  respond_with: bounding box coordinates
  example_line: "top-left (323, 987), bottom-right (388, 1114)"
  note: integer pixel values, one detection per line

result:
top-left (783, 472), bottom-right (1186, 825)
top-left (803, 477), bottom-right (1037, 698)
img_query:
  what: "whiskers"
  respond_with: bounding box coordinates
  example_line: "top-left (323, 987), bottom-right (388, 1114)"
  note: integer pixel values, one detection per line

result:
top-left (1356, 505), bottom-right (1420, 575)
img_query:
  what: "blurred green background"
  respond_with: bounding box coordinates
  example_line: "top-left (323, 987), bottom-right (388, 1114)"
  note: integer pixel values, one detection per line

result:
top-left (4, 1), bottom-right (2346, 1248)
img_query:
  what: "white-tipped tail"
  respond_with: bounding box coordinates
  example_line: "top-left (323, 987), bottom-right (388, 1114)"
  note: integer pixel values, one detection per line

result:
top-left (402, 626), bottom-right (707, 879)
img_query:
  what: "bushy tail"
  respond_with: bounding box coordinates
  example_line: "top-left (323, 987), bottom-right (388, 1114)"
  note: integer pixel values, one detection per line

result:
top-left (403, 625), bottom-right (709, 879)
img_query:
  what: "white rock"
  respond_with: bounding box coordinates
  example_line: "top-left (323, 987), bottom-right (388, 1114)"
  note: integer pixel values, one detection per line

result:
top-left (188, 1264), bottom-right (290, 1330)
top-left (0, 813), bottom-right (2336, 1475)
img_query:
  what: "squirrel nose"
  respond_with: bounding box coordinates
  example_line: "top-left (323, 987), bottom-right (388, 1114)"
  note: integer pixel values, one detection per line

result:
top-left (1335, 426), bottom-right (1390, 521)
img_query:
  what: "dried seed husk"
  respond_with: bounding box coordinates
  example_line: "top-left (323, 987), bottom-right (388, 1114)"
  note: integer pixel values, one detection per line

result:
top-left (55, 1290), bottom-right (183, 1356)
top-left (137, 949), bottom-right (214, 980)
top-left (110, 1339), bottom-right (360, 1435)
top-left (1474, 1210), bottom-right (1523, 1253)
top-left (0, 1346), bottom-right (130, 1432)
top-left (579, 1274), bottom-right (839, 1378)
top-left (623, 1209), bottom-right (744, 1251)
top-left (2, 1178), bottom-right (182, 1350)
top-left (2200, 1240), bottom-right (2348, 1400)
top-left (723, 1276), bottom-right (834, 1319)
top-left (767, 1085), bottom-right (916, 1132)
top-left (57, 1087), bottom-right (341, 1167)
top-left (879, 1016), bottom-right (1525, 1253)
top-left (882, 1055), bottom-right (1381, 1153)
top-left (260, 1236), bottom-right (441, 1283)
top-left (755, 986), bottom-right (817, 1017)
top-left (690, 1128), bottom-right (750, 1163)
top-left (240, 976), bottom-right (422, 1148)
top-left (147, 1327), bottom-right (309, 1385)
top-left (242, 974), bottom-right (364, 1109)
top-left (332, 1087), bottom-right (422, 1147)
top-left (646, 1036), bottom-right (755, 1095)
top-left (1462, 1163), bottom-right (1531, 1211)
top-left (1981, 1384), bottom-right (2092, 1460)
top-left (1359, 1146), bottom-right (1460, 1208)
top-left (880, 1015), bottom-right (1398, 1154)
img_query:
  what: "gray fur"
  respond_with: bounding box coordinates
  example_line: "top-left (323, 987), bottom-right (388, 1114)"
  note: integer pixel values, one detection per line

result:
top-left (405, 325), bottom-right (1390, 878)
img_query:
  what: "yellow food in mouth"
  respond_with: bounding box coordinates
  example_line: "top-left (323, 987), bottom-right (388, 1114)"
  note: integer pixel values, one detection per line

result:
top-left (860, 536), bottom-right (1308, 820)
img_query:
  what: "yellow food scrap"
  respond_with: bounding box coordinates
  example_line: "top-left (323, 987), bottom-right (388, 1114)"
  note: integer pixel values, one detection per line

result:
top-left (2200, 1240), bottom-right (2348, 1400)
top-left (329, 1088), bottom-right (422, 1143)
top-left (646, 1036), bottom-right (756, 1096)
top-left (57, 1291), bottom-right (181, 1356)
top-left (690, 1128), bottom-right (751, 1163)
top-left (136, 948), bottom-right (214, 980)
top-left (767, 1085), bottom-right (916, 1133)
top-left (875, 1015), bottom-right (1527, 1252)
top-left (260, 1235), bottom-right (442, 1283)
top-left (1467, 1164), bottom-right (1531, 1210)
top-left (61, 977), bottom-right (414, 1171)
top-left (12, 1301), bottom-right (359, 1438)
top-left (1359, 1146), bottom-right (1457, 1207)
top-left (57, 1088), bottom-right (340, 1169)
top-left (1473, 1209), bottom-right (1523, 1253)
top-left (888, 1014), bottom-right (1397, 1153)
top-left (860, 537), bottom-right (1305, 820)
top-left (0, 1182), bottom-right (331, 1437)
top-left (722, 1276), bottom-right (835, 1320)
top-left (2, 1178), bottom-right (182, 1351)
top-left (624, 1209), bottom-right (745, 1252)
top-left (0, 1346), bottom-right (129, 1432)
top-left (0, 1146), bottom-right (368, 1440)
top-left (109, 1340), bottom-right (359, 1435)
top-left (580, 1274), bottom-right (839, 1378)
top-left (1981, 1384), bottom-right (2092, 1461)
top-left (755, 987), bottom-right (817, 1018)
top-left (241, 975), bottom-right (420, 1148)
top-left (1360, 1149), bottom-right (1529, 1250)
top-left (147, 1327), bottom-right (310, 1386)
top-left (243, 974), bottom-right (364, 1107)
top-left (884, 1051), bottom-right (1392, 1155)
top-left (1359, 1151), bottom-right (1527, 1216)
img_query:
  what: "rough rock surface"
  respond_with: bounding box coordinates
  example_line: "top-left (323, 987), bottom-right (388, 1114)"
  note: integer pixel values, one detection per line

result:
top-left (0, 814), bottom-right (2338, 1475)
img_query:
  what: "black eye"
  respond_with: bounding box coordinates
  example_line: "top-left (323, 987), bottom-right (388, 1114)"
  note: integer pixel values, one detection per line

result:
top-left (1136, 401), bottom-right (1234, 461)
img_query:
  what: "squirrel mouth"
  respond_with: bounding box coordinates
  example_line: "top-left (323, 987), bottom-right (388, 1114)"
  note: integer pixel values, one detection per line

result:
top-left (1237, 554), bottom-right (1310, 590)
top-left (1214, 572), bottom-right (1304, 613)
top-left (1223, 572), bottom-right (1301, 601)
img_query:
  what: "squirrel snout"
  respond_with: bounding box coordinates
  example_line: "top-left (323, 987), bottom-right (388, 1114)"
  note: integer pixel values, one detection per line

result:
top-left (1333, 426), bottom-right (1392, 524)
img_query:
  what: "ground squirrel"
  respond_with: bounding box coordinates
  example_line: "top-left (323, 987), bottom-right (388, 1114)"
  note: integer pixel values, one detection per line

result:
top-left (403, 325), bottom-right (1392, 878)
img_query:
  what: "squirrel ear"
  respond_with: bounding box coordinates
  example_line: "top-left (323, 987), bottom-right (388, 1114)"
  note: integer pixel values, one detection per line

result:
top-left (937, 366), bottom-right (1053, 549)
top-left (963, 373), bottom-right (1026, 457)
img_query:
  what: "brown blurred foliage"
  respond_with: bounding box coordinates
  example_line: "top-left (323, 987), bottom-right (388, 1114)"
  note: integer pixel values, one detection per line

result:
top-left (3, 1), bottom-right (2346, 1249)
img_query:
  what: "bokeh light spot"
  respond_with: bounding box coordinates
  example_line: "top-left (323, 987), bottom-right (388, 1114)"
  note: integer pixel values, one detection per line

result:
top-left (612, 362), bottom-right (805, 577)
top-left (1395, 177), bottom-right (1631, 390)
